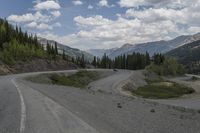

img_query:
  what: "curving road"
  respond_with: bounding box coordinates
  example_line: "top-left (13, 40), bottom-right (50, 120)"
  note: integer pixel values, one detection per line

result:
top-left (0, 70), bottom-right (200, 133)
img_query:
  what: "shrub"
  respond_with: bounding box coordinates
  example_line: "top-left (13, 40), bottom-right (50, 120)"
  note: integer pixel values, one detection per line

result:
top-left (146, 58), bottom-right (186, 76)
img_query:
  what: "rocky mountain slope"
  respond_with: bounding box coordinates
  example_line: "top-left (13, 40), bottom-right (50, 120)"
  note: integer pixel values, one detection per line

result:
top-left (38, 37), bottom-right (94, 61)
top-left (166, 40), bottom-right (200, 73)
top-left (88, 33), bottom-right (200, 58)
top-left (86, 48), bottom-right (117, 58)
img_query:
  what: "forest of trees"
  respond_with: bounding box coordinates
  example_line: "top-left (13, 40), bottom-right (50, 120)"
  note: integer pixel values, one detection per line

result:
top-left (0, 18), bottom-right (69, 65)
top-left (90, 52), bottom-right (185, 76)
top-left (91, 52), bottom-right (151, 70)
top-left (0, 18), bottom-right (46, 64)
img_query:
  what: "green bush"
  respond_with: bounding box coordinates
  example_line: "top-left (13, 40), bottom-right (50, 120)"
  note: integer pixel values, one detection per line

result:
top-left (134, 82), bottom-right (194, 99)
top-left (146, 58), bottom-right (186, 76)
top-left (50, 70), bottom-right (100, 88)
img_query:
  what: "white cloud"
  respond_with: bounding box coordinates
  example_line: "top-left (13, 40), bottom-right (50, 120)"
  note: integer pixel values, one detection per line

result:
top-left (88, 5), bottom-right (94, 9)
top-left (98, 0), bottom-right (114, 8)
top-left (49, 6), bottom-right (199, 50)
top-left (26, 22), bottom-right (61, 30)
top-left (53, 22), bottom-right (62, 27)
top-left (51, 11), bottom-right (61, 17)
top-left (8, 12), bottom-right (51, 23)
top-left (118, 0), bottom-right (199, 8)
top-left (26, 22), bottom-right (52, 30)
top-left (98, 0), bottom-right (109, 7)
top-left (8, 0), bottom-right (61, 31)
top-left (119, 0), bottom-right (146, 8)
top-left (74, 15), bottom-right (112, 27)
top-left (72, 0), bottom-right (83, 6)
top-left (125, 8), bottom-right (185, 23)
top-left (8, 0), bottom-right (200, 50)
top-left (34, 0), bottom-right (61, 10)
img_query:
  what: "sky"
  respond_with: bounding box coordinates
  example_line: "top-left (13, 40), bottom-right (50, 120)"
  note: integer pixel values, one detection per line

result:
top-left (1, 0), bottom-right (200, 50)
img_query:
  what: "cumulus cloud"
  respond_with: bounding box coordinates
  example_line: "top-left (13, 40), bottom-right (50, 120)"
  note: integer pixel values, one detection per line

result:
top-left (8, 0), bottom-right (62, 31)
top-left (98, 0), bottom-right (109, 7)
top-left (26, 22), bottom-right (61, 30)
top-left (53, 0), bottom-right (199, 50)
top-left (7, 12), bottom-right (51, 23)
top-left (118, 0), bottom-right (198, 8)
top-left (8, 0), bottom-right (200, 50)
top-left (51, 11), bottom-right (61, 17)
top-left (72, 0), bottom-right (83, 6)
top-left (98, 0), bottom-right (114, 8)
top-left (74, 15), bottom-right (112, 27)
top-left (34, 0), bottom-right (61, 10)
top-left (26, 22), bottom-right (52, 30)
top-left (88, 5), bottom-right (94, 9)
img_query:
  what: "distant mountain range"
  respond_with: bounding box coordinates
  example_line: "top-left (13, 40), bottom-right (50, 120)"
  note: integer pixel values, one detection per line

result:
top-left (87, 33), bottom-right (200, 58)
top-left (86, 48), bottom-right (118, 58)
top-left (38, 37), bottom-right (94, 61)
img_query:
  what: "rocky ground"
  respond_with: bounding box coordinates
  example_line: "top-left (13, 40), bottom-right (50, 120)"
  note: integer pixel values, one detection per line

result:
top-left (0, 59), bottom-right (77, 75)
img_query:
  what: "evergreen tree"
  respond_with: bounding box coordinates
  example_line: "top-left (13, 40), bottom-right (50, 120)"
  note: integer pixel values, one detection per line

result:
top-left (80, 54), bottom-right (86, 68)
top-left (62, 50), bottom-right (66, 60)
top-left (55, 42), bottom-right (58, 55)
top-left (92, 56), bottom-right (97, 68)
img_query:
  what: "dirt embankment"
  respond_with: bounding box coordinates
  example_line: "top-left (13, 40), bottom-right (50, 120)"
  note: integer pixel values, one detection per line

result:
top-left (0, 59), bottom-right (77, 75)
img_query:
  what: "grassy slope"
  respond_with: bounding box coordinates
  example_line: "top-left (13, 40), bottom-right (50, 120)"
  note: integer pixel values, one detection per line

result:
top-left (123, 76), bottom-right (194, 99)
top-left (27, 70), bottom-right (114, 88)
top-left (135, 82), bottom-right (194, 99)
top-left (50, 70), bottom-right (100, 88)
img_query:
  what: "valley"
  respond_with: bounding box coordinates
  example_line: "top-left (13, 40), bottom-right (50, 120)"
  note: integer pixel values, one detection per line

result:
top-left (1, 1), bottom-right (200, 132)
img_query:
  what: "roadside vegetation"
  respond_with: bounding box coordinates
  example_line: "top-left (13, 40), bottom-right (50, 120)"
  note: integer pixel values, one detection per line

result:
top-left (27, 70), bottom-right (113, 88)
top-left (190, 76), bottom-right (200, 81)
top-left (146, 54), bottom-right (186, 76)
top-left (123, 76), bottom-right (194, 99)
top-left (50, 70), bottom-right (100, 88)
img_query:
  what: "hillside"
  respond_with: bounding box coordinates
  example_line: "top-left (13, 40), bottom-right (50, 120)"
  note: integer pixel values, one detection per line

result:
top-left (0, 18), bottom-right (77, 74)
top-left (89, 33), bottom-right (200, 58)
top-left (38, 37), bottom-right (94, 61)
top-left (166, 40), bottom-right (200, 73)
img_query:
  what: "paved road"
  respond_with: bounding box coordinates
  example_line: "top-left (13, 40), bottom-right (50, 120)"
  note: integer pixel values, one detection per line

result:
top-left (1, 70), bottom-right (200, 133)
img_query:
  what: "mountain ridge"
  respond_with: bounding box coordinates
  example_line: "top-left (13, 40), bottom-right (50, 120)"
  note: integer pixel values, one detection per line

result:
top-left (166, 39), bottom-right (200, 73)
top-left (38, 37), bottom-right (94, 61)
top-left (87, 33), bottom-right (200, 58)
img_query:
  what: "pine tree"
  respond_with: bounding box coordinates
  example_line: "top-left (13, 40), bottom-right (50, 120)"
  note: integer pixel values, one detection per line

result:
top-left (92, 56), bottom-right (97, 68)
top-left (62, 50), bottom-right (66, 60)
top-left (80, 54), bottom-right (86, 68)
top-left (55, 42), bottom-right (58, 55)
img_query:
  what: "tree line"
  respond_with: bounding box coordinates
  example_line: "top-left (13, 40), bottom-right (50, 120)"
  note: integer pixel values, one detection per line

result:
top-left (0, 18), bottom-right (48, 64)
top-left (91, 52), bottom-right (151, 70)
top-left (0, 18), bottom-right (72, 65)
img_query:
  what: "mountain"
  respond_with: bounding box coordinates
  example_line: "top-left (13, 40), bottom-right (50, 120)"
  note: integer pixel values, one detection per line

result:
top-left (88, 33), bottom-right (200, 59)
top-left (166, 40), bottom-right (200, 73)
top-left (38, 37), bottom-right (94, 61)
top-left (86, 48), bottom-right (117, 57)
top-left (109, 33), bottom-right (200, 58)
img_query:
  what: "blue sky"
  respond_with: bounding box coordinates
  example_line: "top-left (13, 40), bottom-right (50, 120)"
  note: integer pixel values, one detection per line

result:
top-left (1, 0), bottom-right (200, 50)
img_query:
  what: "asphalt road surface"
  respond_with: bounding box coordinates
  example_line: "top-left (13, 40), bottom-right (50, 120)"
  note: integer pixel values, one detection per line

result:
top-left (0, 70), bottom-right (200, 133)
